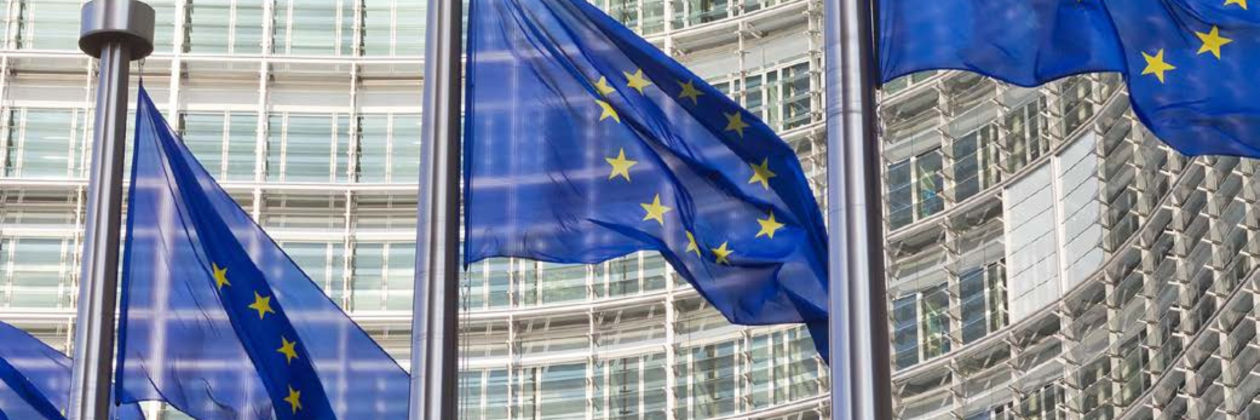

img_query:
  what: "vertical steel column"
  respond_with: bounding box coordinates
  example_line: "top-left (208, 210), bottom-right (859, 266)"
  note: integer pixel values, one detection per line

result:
top-left (69, 2), bottom-right (153, 420)
top-left (823, 0), bottom-right (893, 419)
top-left (408, 0), bottom-right (463, 418)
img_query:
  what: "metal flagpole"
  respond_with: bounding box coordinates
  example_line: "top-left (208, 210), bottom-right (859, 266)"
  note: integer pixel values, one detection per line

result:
top-left (68, 1), bottom-right (154, 420)
top-left (823, 0), bottom-right (893, 418)
top-left (408, 0), bottom-right (463, 418)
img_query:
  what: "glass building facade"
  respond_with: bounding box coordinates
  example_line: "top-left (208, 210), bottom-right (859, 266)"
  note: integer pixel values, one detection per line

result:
top-left (0, 1), bottom-right (829, 419)
top-left (881, 62), bottom-right (1260, 419)
top-left (6, 1), bottom-right (1255, 420)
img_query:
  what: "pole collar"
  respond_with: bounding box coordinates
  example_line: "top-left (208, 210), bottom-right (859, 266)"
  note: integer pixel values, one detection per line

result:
top-left (79, 0), bottom-right (155, 60)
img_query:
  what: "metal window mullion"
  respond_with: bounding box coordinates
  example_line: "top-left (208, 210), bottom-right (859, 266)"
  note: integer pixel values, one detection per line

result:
top-left (348, 64), bottom-right (362, 182)
top-left (251, 56), bottom-right (269, 221)
top-left (283, 0), bottom-right (293, 55)
top-left (321, 242), bottom-right (333, 294)
top-left (226, 0), bottom-right (239, 54)
top-left (327, 113), bottom-right (338, 183)
top-left (379, 241), bottom-right (389, 310)
top-left (12, 108), bottom-right (23, 177)
top-left (56, 236), bottom-right (69, 309)
top-left (0, 57), bottom-right (9, 176)
top-left (390, 0), bottom-right (400, 56)
top-left (1, 240), bottom-right (11, 308)
top-left (333, 0), bottom-right (344, 56)
top-left (506, 313), bottom-right (517, 420)
top-left (277, 113), bottom-right (289, 182)
top-left (4, 0), bottom-right (16, 50)
top-left (586, 305), bottom-right (596, 419)
top-left (65, 106), bottom-right (80, 178)
top-left (219, 113), bottom-right (230, 178)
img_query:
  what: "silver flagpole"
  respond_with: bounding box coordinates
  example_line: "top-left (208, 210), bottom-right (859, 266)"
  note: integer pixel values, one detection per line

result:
top-left (823, 0), bottom-right (893, 418)
top-left (68, 1), bottom-right (154, 420)
top-left (408, 0), bottom-right (463, 418)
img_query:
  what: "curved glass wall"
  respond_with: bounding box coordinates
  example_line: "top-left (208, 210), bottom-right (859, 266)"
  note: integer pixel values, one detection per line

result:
top-left (881, 63), bottom-right (1260, 418)
top-left (0, 1), bottom-right (830, 419)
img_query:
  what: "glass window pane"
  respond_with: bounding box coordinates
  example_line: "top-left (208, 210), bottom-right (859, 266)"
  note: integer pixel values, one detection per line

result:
top-left (385, 243), bottom-right (415, 310)
top-left (188, 0), bottom-right (231, 53)
top-left (960, 268), bottom-right (988, 344)
top-left (892, 295), bottom-right (918, 369)
top-left (783, 63), bottom-right (812, 129)
top-left (10, 110), bottom-right (76, 179)
top-left (226, 112), bottom-right (258, 181)
top-left (540, 263), bottom-right (586, 304)
top-left (5, 238), bottom-right (69, 308)
top-left (887, 160), bottom-right (913, 230)
top-left (182, 113), bottom-right (227, 179)
top-left (17, 0), bottom-right (80, 50)
top-left (539, 363), bottom-right (585, 419)
top-left (358, 115), bottom-right (389, 182)
top-left (921, 284), bottom-right (951, 360)
top-left (268, 114), bottom-right (349, 182)
top-left (916, 150), bottom-right (944, 218)
top-left (391, 114), bottom-right (422, 183)
top-left (352, 243), bottom-right (385, 311)
top-left (278, 0), bottom-right (353, 56)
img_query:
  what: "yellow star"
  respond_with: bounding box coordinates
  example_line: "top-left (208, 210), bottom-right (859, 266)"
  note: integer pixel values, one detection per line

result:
top-left (284, 386), bottom-right (302, 414)
top-left (640, 194), bottom-right (672, 226)
top-left (1226, 0), bottom-right (1247, 9)
top-left (605, 148), bottom-right (638, 182)
top-left (247, 292), bottom-right (275, 320)
top-left (677, 80), bottom-right (704, 105)
top-left (748, 158), bottom-right (777, 189)
top-left (624, 69), bottom-right (653, 94)
top-left (711, 242), bottom-right (734, 265)
top-left (685, 231), bottom-right (701, 257)
top-left (1141, 49), bottom-right (1175, 84)
top-left (596, 99), bottom-right (620, 123)
top-left (212, 262), bottom-right (230, 290)
top-left (594, 76), bottom-right (617, 96)
top-left (277, 336), bottom-right (299, 364)
top-left (756, 211), bottom-right (786, 239)
top-left (1196, 26), bottom-right (1232, 59)
top-left (725, 112), bottom-right (750, 138)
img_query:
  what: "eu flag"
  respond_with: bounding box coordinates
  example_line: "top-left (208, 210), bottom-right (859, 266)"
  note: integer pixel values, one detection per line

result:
top-left (116, 87), bottom-right (409, 420)
top-left (0, 320), bottom-right (144, 420)
top-left (464, 0), bottom-right (831, 358)
top-left (881, 0), bottom-right (1260, 157)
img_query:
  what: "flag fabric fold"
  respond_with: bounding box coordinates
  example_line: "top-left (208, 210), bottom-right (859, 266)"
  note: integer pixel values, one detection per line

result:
top-left (0, 320), bottom-right (144, 420)
top-left (463, 0), bottom-right (831, 358)
top-left (881, 0), bottom-right (1260, 158)
top-left (116, 87), bottom-right (409, 420)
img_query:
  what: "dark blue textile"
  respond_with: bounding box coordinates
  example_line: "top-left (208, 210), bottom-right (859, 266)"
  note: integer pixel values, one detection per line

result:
top-left (463, 0), bottom-right (830, 359)
top-left (881, 0), bottom-right (1260, 158)
top-left (116, 87), bottom-right (409, 420)
top-left (0, 321), bottom-right (143, 420)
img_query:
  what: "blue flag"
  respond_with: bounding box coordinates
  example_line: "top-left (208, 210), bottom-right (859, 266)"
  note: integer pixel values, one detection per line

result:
top-left (116, 87), bottom-right (409, 420)
top-left (463, 0), bottom-right (830, 359)
top-left (0, 320), bottom-right (144, 420)
top-left (881, 0), bottom-right (1260, 157)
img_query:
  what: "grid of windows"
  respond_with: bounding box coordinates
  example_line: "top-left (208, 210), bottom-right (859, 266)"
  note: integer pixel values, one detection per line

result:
top-left (0, 1), bottom-right (830, 420)
top-left (878, 60), bottom-right (1260, 420)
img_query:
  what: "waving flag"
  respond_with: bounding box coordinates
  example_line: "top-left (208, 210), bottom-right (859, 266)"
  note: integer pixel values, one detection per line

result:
top-left (0, 320), bottom-right (143, 420)
top-left (882, 0), bottom-right (1260, 158)
top-left (463, 0), bottom-right (830, 358)
top-left (115, 87), bottom-right (409, 420)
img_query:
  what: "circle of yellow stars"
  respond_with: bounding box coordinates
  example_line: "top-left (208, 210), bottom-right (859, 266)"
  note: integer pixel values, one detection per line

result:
top-left (1139, 0), bottom-right (1241, 86)
top-left (588, 66), bottom-right (792, 267)
top-left (211, 262), bottom-right (308, 416)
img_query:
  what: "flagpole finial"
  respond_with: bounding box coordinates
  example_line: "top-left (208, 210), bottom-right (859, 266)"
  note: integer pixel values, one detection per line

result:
top-left (79, 0), bottom-right (155, 60)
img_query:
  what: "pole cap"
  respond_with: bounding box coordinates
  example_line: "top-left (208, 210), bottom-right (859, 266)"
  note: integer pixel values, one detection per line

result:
top-left (79, 0), bottom-right (155, 60)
